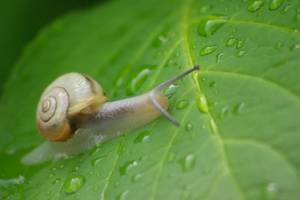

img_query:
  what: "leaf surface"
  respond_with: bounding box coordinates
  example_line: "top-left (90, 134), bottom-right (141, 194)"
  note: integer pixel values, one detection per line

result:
top-left (1, 0), bottom-right (300, 199)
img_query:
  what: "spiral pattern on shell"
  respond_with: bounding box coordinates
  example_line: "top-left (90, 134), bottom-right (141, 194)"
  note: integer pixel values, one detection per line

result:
top-left (37, 87), bottom-right (71, 141)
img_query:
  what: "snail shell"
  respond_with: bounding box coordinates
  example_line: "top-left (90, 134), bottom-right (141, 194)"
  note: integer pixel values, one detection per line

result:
top-left (37, 73), bottom-right (108, 141)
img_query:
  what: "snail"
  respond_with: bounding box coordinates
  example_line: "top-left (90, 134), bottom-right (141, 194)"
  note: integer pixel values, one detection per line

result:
top-left (21, 66), bottom-right (199, 165)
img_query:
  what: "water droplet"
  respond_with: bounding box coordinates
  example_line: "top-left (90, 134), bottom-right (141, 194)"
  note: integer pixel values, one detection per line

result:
top-left (46, 190), bottom-right (51, 195)
top-left (114, 181), bottom-right (120, 187)
top-left (231, 25), bottom-right (237, 33)
top-left (73, 166), bottom-right (80, 172)
top-left (64, 175), bottom-right (85, 194)
top-left (132, 173), bottom-right (143, 183)
top-left (219, 106), bottom-right (229, 120)
top-left (91, 156), bottom-right (106, 167)
top-left (120, 160), bottom-right (138, 175)
top-left (236, 39), bottom-right (246, 49)
top-left (89, 144), bottom-right (102, 156)
top-left (126, 66), bottom-right (155, 95)
top-left (168, 152), bottom-right (177, 163)
top-left (281, 5), bottom-right (293, 13)
top-left (48, 173), bottom-right (55, 179)
top-left (263, 182), bottom-right (279, 200)
top-left (185, 123), bottom-right (193, 132)
top-left (216, 52), bottom-right (224, 63)
top-left (52, 178), bottom-right (61, 184)
top-left (199, 45), bottom-right (218, 56)
top-left (133, 131), bottom-right (150, 144)
top-left (236, 50), bottom-right (247, 57)
top-left (96, 173), bottom-right (101, 177)
top-left (89, 170), bottom-right (94, 175)
top-left (153, 33), bottom-right (167, 48)
top-left (247, 0), bottom-right (265, 12)
top-left (198, 5), bottom-right (212, 15)
top-left (233, 103), bottom-right (245, 115)
top-left (50, 167), bottom-right (57, 172)
top-left (164, 84), bottom-right (179, 96)
top-left (181, 185), bottom-right (192, 200)
top-left (59, 164), bottom-right (65, 169)
top-left (164, 59), bottom-right (174, 68)
top-left (209, 81), bottom-right (216, 87)
top-left (117, 190), bottom-right (129, 200)
top-left (196, 94), bottom-right (209, 113)
top-left (291, 44), bottom-right (300, 51)
top-left (173, 52), bottom-right (180, 58)
top-left (269, 0), bottom-right (283, 10)
top-left (202, 166), bottom-right (211, 174)
top-left (176, 100), bottom-right (189, 109)
top-left (178, 154), bottom-right (196, 172)
top-left (225, 38), bottom-right (238, 47)
top-left (275, 42), bottom-right (283, 49)
top-left (197, 15), bottom-right (229, 37)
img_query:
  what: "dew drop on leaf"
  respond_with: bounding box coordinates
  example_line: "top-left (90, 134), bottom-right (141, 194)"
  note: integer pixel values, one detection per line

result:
top-left (178, 154), bottom-right (196, 172)
top-left (247, 0), bottom-right (265, 12)
top-left (176, 100), bottom-right (189, 109)
top-left (185, 123), bottom-right (193, 132)
top-left (209, 81), bottom-right (216, 87)
top-left (52, 178), bottom-right (61, 185)
top-left (216, 52), bottom-right (225, 63)
top-left (119, 160), bottom-right (138, 175)
top-left (275, 42), bottom-right (283, 49)
top-left (231, 25), bottom-right (237, 33)
top-left (196, 94), bottom-right (209, 113)
top-left (291, 44), bottom-right (300, 51)
top-left (164, 59), bottom-right (173, 68)
top-left (133, 131), bottom-right (150, 144)
top-left (202, 166), bottom-right (211, 174)
top-left (219, 106), bottom-right (229, 120)
top-left (236, 38), bottom-right (246, 49)
top-left (236, 50), bottom-right (247, 57)
top-left (263, 182), bottom-right (279, 200)
top-left (168, 152), bottom-right (177, 163)
top-left (173, 52), bottom-right (180, 58)
top-left (132, 173), bottom-right (143, 183)
top-left (225, 38), bottom-right (238, 47)
top-left (199, 45), bottom-right (218, 56)
top-left (269, 0), bottom-right (283, 10)
top-left (152, 33), bottom-right (167, 48)
top-left (198, 5), bottom-right (212, 15)
top-left (48, 173), bottom-right (55, 179)
top-left (164, 84), bottom-right (179, 96)
top-left (233, 103), bottom-right (245, 115)
top-left (293, 13), bottom-right (300, 22)
top-left (46, 190), bottom-right (51, 195)
top-left (91, 156), bottom-right (106, 167)
top-left (197, 15), bottom-right (229, 38)
top-left (63, 175), bottom-right (85, 194)
top-left (117, 190), bottom-right (129, 200)
top-left (126, 66), bottom-right (155, 95)
top-left (281, 5), bottom-right (293, 13)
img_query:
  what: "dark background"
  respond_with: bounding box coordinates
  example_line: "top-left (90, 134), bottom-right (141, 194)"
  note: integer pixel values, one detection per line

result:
top-left (0, 0), bottom-right (105, 95)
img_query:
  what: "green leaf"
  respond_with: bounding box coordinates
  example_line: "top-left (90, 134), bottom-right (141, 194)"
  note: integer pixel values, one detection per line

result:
top-left (1, 0), bottom-right (300, 199)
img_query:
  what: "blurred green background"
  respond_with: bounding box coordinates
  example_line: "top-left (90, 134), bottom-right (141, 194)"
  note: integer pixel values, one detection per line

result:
top-left (0, 0), bottom-right (104, 95)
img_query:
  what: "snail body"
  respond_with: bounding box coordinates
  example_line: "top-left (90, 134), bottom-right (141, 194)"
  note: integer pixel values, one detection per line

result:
top-left (21, 66), bottom-right (199, 165)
